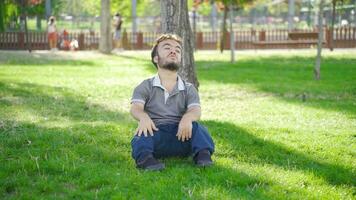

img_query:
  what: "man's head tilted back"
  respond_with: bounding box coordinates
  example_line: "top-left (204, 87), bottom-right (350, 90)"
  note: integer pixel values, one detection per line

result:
top-left (151, 34), bottom-right (183, 71)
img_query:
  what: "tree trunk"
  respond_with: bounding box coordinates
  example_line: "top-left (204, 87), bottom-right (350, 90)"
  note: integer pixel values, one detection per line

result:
top-left (288, 0), bottom-right (295, 31)
top-left (36, 15), bottom-right (41, 30)
top-left (99, 0), bottom-right (112, 54)
top-left (314, 0), bottom-right (324, 80)
top-left (329, 0), bottom-right (336, 51)
top-left (229, 3), bottom-right (235, 63)
top-left (220, 5), bottom-right (228, 53)
top-left (160, 0), bottom-right (199, 88)
top-left (45, 0), bottom-right (51, 19)
top-left (307, 0), bottom-right (312, 27)
top-left (211, 1), bottom-right (217, 32)
top-left (0, 0), bottom-right (5, 32)
top-left (132, 0), bottom-right (137, 33)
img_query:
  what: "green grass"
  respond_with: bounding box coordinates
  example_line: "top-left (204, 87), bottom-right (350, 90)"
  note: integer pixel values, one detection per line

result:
top-left (0, 49), bottom-right (355, 199)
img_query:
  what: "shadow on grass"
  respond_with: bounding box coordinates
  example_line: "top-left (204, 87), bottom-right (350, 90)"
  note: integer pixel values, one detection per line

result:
top-left (0, 81), bottom-right (128, 122)
top-left (1, 58), bottom-right (96, 67)
top-left (0, 51), bottom-right (96, 66)
top-left (0, 83), bottom-right (269, 198)
top-left (0, 120), bottom-right (276, 199)
top-left (0, 80), bottom-right (352, 198)
top-left (202, 120), bottom-right (355, 187)
top-left (196, 56), bottom-right (356, 116)
top-left (0, 80), bottom-right (323, 199)
top-left (0, 120), bottom-right (135, 199)
top-left (0, 80), bottom-right (136, 198)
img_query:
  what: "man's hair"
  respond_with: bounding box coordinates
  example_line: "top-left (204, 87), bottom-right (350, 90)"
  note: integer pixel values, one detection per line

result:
top-left (151, 34), bottom-right (182, 68)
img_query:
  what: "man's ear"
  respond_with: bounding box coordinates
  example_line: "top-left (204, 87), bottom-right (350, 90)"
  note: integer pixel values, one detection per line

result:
top-left (153, 55), bottom-right (158, 64)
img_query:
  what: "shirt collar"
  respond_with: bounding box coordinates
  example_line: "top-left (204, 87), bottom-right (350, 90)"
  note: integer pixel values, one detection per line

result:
top-left (153, 74), bottom-right (185, 91)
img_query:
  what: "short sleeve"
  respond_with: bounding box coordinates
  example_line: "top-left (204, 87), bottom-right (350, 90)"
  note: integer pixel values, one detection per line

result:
top-left (131, 80), bottom-right (150, 105)
top-left (186, 84), bottom-right (200, 108)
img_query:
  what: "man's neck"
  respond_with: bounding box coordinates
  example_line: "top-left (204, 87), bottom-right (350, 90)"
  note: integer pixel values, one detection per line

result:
top-left (157, 68), bottom-right (178, 83)
top-left (157, 68), bottom-right (178, 92)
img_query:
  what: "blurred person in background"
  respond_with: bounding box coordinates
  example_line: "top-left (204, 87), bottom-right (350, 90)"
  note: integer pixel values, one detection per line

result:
top-left (112, 12), bottom-right (123, 50)
top-left (47, 16), bottom-right (58, 51)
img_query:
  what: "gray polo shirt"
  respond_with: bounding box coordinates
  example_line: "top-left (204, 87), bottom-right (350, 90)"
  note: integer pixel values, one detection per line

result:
top-left (131, 75), bottom-right (200, 126)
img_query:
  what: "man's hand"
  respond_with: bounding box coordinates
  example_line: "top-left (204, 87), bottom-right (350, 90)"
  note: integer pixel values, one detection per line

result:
top-left (176, 117), bottom-right (193, 142)
top-left (135, 114), bottom-right (158, 137)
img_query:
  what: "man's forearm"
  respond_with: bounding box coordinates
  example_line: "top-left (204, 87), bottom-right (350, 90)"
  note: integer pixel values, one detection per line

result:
top-left (131, 105), bottom-right (149, 121)
top-left (182, 107), bottom-right (201, 122)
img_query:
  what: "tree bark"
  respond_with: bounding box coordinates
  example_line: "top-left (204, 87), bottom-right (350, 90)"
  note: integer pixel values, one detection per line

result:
top-left (36, 15), bottom-right (41, 30)
top-left (288, 0), bottom-right (295, 31)
top-left (220, 6), bottom-right (228, 53)
top-left (0, 0), bottom-right (5, 32)
top-left (314, 0), bottom-right (324, 80)
top-left (229, 3), bottom-right (235, 63)
top-left (307, 0), bottom-right (312, 26)
top-left (45, 0), bottom-right (51, 19)
top-left (160, 0), bottom-right (199, 88)
top-left (210, 1), bottom-right (217, 32)
top-left (329, 0), bottom-right (336, 51)
top-left (99, 0), bottom-right (112, 54)
top-left (132, 0), bottom-right (137, 33)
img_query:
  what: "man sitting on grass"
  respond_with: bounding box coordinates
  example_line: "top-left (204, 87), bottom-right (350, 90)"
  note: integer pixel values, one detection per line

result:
top-left (130, 34), bottom-right (215, 171)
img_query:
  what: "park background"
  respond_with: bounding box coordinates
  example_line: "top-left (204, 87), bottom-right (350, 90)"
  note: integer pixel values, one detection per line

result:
top-left (1, 0), bottom-right (356, 199)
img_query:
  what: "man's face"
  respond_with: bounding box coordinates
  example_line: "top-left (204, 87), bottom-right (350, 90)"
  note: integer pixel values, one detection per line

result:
top-left (154, 39), bottom-right (182, 71)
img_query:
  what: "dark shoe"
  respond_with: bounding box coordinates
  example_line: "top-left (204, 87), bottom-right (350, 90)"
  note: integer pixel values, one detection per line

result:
top-left (194, 149), bottom-right (213, 167)
top-left (136, 154), bottom-right (165, 171)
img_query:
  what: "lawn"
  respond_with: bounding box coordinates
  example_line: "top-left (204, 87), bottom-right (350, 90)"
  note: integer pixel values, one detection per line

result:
top-left (0, 49), bottom-right (355, 199)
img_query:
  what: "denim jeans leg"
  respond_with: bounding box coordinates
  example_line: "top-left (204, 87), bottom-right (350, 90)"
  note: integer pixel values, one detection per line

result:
top-left (131, 134), bottom-right (156, 161)
top-left (190, 122), bottom-right (215, 156)
top-left (131, 123), bottom-right (212, 161)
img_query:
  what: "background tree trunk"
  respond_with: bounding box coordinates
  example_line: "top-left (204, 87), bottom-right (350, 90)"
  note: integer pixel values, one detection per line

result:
top-left (288, 0), bottom-right (295, 31)
top-left (329, 0), bottom-right (336, 51)
top-left (45, 0), bottom-right (51, 19)
top-left (99, 0), bottom-right (112, 54)
top-left (0, 1), bottom-right (5, 32)
top-left (314, 0), bottom-right (324, 80)
top-left (210, 1), bottom-right (217, 32)
top-left (220, 6), bottom-right (228, 53)
top-left (229, 3), bottom-right (235, 63)
top-left (160, 0), bottom-right (199, 88)
top-left (36, 15), bottom-right (41, 30)
top-left (132, 0), bottom-right (137, 33)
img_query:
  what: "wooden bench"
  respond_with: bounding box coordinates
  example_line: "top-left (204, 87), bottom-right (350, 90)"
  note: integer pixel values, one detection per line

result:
top-left (288, 32), bottom-right (319, 40)
top-left (253, 31), bottom-right (326, 49)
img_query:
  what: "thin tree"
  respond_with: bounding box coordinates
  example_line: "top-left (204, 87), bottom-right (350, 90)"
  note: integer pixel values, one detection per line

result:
top-left (229, 2), bottom-right (235, 62)
top-left (220, 4), bottom-right (228, 53)
top-left (99, 0), bottom-right (112, 54)
top-left (288, 0), bottom-right (295, 31)
top-left (217, 0), bottom-right (252, 54)
top-left (160, 0), bottom-right (199, 88)
top-left (0, 1), bottom-right (5, 32)
top-left (329, 0), bottom-right (346, 51)
top-left (314, 0), bottom-right (325, 80)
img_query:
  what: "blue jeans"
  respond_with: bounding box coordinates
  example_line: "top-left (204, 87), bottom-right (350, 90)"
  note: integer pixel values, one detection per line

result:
top-left (131, 122), bottom-right (215, 161)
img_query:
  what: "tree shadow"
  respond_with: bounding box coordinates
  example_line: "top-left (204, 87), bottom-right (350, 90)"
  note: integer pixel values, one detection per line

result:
top-left (0, 120), bottom-right (135, 198)
top-left (196, 55), bottom-right (356, 116)
top-left (0, 80), bottom-right (326, 198)
top-left (0, 55), bottom-right (96, 67)
top-left (201, 120), bottom-right (355, 187)
top-left (0, 81), bottom-right (271, 199)
top-left (0, 80), bottom-right (137, 198)
top-left (0, 81), bottom-right (129, 123)
top-left (1, 119), bottom-right (280, 199)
